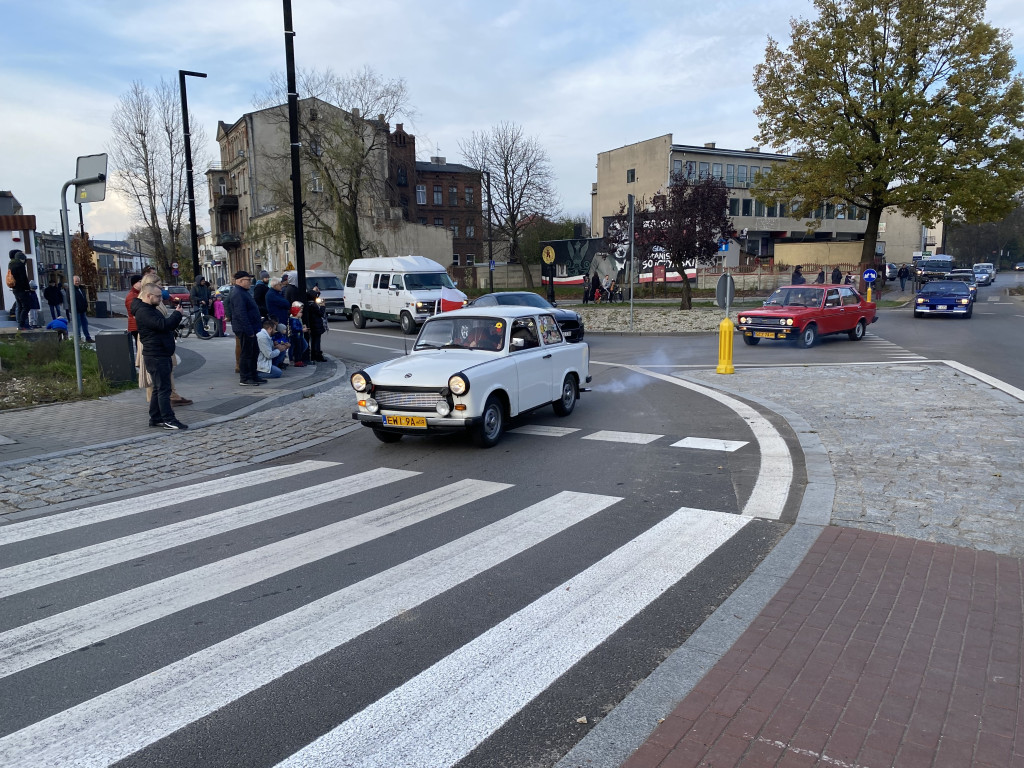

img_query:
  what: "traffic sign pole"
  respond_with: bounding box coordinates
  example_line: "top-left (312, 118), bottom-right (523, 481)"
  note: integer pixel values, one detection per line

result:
top-left (863, 268), bottom-right (877, 303)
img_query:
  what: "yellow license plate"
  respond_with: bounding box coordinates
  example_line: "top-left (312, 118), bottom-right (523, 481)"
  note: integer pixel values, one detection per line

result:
top-left (382, 415), bottom-right (427, 428)
top-left (754, 331), bottom-right (776, 339)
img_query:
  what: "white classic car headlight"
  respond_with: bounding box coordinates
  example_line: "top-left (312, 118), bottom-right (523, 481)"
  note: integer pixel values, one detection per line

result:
top-left (448, 373), bottom-right (470, 396)
top-left (436, 400), bottom-right (451, 416)
top-left (351, 371), bottom-right (371, 392)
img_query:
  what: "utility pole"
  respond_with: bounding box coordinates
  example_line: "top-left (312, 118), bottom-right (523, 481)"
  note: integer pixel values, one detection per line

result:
top-left (282, 0), bottom-right (307, 295)
top-left (179, 69), bottom-right (207, 281)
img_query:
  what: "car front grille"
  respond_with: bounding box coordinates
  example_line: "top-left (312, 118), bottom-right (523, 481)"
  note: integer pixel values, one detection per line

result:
top-left (374, 388), bottom-right (444, 410)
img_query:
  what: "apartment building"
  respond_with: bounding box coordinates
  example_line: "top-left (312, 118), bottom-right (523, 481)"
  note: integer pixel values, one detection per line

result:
top-left (592, 135), bottom-right (940, 264)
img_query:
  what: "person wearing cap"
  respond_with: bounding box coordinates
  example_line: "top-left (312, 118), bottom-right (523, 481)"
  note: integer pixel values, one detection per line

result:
top-left (266, 276), bottom-right (291, 327)
top-left (230, 270), bottom-right (265, 386)
top-left (253, 270), bottom-right (271, 319)
top-left (44, 278), bottom-right (65, 321)
top-left (281, 272), bottom-right (301, 306)
top-left (7, 249), bottom-right (32, 330)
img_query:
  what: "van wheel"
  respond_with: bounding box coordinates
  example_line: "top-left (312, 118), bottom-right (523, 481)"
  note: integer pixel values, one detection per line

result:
top-left (472, 396), bottom-right (504, 448)
top-left (352, 307), bottom-right (366, 329)
top-left (400, 311), bottom-right (416, 335)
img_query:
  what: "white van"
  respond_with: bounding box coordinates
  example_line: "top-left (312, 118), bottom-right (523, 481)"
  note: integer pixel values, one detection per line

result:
top-left (282, 269), bottom-right (346, 320)
top-left (345, 255), bottom-right (465, 334)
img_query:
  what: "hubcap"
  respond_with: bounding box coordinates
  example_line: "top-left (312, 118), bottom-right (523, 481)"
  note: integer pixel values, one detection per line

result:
top-left (484, 406), bottom-right (500, 437)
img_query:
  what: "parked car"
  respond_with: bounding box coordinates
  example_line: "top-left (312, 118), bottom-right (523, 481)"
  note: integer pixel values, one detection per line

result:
top-left (350, 306), bottom-right (590, 447)
top-left (736, 284), bottom-right (877, 348)
top-left (914, 280), bottom-right (973, 318)
top-left (467, 291), bottom-right (585, 342)
top-left (1015, 262), bottom-right (1024, 271)
top-left (884, 262), bottom-right (898, 280)
top-left (164, 285), bottom-right (190, 308)
top-left (946, 269), bottom-right (979, 301)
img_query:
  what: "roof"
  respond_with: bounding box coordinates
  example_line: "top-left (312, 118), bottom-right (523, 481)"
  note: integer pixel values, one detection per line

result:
top-left (0, 215), bottom-right (36, 231)
top-left (669, 143), bottom-right (791, 162)
top-left (433, 306), bottom-right (548, 320)
top-left (348, 255), bottom-right (448, 272)
top-left (414, 161), bottom-right (479, 175)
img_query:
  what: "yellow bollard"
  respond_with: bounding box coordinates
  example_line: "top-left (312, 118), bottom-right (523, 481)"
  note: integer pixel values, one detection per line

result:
top-left (866, 285), bottom-right (872, 303)
top-left (716, 317), bottom-right (735, 374)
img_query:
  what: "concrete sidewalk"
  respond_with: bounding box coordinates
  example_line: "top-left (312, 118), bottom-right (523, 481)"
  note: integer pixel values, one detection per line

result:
top-left (0, 317), bottom-right (346, 466)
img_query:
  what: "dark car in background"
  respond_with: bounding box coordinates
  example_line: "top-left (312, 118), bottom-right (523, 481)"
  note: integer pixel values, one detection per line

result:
top-left (164, 285), bottom-right (190, 308)
top-left (946, 269), bottom-right (979, 301)
top-left (913, 280), bottom-right (973, 319)
top-left (467, 292), bottom-right (585, 342)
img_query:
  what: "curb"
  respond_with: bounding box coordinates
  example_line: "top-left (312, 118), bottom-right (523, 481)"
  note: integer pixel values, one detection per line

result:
top-left (554, 377), bottom-right (835, 768)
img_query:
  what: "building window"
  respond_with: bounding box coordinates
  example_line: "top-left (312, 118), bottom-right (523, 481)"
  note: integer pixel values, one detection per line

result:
top-left (433, 185), bottom-right (443, 205)
top-left (218, 177), bottom-right (227, 195)
top-left (767, 202), bottom-right (777, 217)
top-left (416, 185), bottom-right (426, 205)
top-left (309, 171), bottom-right (322, 193)
top-left (673, 159), bottom-right (682, 175)
top-left (726, 165), bottom-right (735, 186)
top-left (778, 202), bottom-right (788, 217)
top-left (755, 200), bottom-right (766, 217)
top-left (698, 162), bottom-right (710, 178)
top-left (742, 198), bottom-right (752, 216)
top-left (836, 204), bottom-right (846, 220)
top-left (465, 187), bottom-right (474, 205)
top-left (729, 198), bottom-right (740, 216)
top-left (397, 165), bottom-right (407, 186)
top-left (452, 254), bottom-right (460, 265)
top-left (824, 204), bottom-right (835, 219)
top-left (418, 217), bottom-right (427, 226)
top-left (736, 165), bottom-right (747, 185)
top-left (626, 168), bottom-right (636, 183)
top-left (712, 163), bottom-right (723, 180)
top-left (685, 161), bottom-right (696, 180)
top-left (449, 186), bottom-right (458, 206)
top-left (466, 254), bottom-right (475, 265)
top-left (450, 219), bottom-right (459, 237)
top-left (466, 223), bottom-right (475, 238)
top-left (434, 217), bottom-right (444, 227)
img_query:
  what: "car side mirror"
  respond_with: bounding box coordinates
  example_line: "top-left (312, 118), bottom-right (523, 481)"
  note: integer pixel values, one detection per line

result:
top-left (511, 337), bottom-right (525, 348)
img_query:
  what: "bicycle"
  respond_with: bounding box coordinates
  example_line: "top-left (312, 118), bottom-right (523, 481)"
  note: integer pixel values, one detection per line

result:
top-left (175, 303), bottom-right (218, 339)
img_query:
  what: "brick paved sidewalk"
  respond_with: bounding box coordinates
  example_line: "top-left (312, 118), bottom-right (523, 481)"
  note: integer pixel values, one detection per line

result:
top-left (622, 526), bottom-right (1024, 768)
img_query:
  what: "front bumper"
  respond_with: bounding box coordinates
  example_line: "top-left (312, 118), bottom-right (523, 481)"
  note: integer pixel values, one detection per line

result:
top-left (915, 304), bottom-right (970, 314)
top-left (352, 411), bottom-right (482, 434)
top-left (737, 325), bottom-right (796, 340)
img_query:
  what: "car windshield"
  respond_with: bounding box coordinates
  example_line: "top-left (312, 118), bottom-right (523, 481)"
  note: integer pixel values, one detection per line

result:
top-left (920, 282), bottom-right (968, 295)
top-left (920, 259), bottom-right (954, 272)
top-left (763, 287), bottom-right (822, 308)
top-left (414, 316), bottom-right (506, 351)
top-left (494, 293), bottom-right (551, 309)
top-left (403, 272), bottom-right (456, 291)
top-left (167, 286), bottom-right (187, 294)
top-left (308, 276), bottom-right (343, 291)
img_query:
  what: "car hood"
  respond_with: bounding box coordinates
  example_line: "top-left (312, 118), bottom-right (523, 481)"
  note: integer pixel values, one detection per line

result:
top-left (918, 291), bottom-right (968, 300)
top-left (365, 349), bottom-right (498, 387)
top-left (743, 305), bottom-right (818, 316)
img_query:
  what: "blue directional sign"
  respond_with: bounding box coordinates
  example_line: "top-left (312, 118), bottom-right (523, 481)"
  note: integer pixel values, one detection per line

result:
top-left (718, 239), bottom-right (729, 252)
top-left (863, 268), bottom-right (877, 283)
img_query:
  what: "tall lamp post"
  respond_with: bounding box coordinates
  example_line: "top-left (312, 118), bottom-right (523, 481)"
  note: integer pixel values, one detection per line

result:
top-left (179, 69), bottom-right (207, 280)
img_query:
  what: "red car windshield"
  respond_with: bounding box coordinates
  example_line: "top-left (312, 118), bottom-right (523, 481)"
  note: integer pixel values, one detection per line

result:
top-left (762, 287), bottom-right (822, 308)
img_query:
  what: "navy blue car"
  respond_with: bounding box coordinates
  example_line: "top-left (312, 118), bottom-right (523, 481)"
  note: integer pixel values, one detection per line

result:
top-left (467, 292), bottom-right (585, 342)
top-left (913, 280), bottom-right (973, 319)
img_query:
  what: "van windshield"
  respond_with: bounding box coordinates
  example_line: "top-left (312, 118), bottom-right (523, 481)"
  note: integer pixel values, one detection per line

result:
top-left (403, 272), bottom-right (455, 290)
top-left (307, 276), bottom-right (344, 291)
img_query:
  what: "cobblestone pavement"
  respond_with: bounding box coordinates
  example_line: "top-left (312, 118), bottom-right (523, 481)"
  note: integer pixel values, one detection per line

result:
top-left (690, 362), bottom-right (1024, 556)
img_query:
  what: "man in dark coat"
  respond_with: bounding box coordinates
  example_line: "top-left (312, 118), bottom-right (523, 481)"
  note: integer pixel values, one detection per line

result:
top-left (132, 283), bottom-right (186, 429)
top-left (831, 266), bottom-right (843, 284)
top-left (303, 286), bottom-right (328, 362)
top-left (190, 276), bottom-right (211, 315)
top-left (791, 265), bottom-right (807, 285)
top-left (70, 275), bottom-right (93, 342)
top-left (44, 280), bottom-right (64, 321)
top-left (8, 249), bottom-right (32, 330)
top-left (252, 270), bottom-right (271, 319)
top-left (229, 270), bottom-right (265, 386)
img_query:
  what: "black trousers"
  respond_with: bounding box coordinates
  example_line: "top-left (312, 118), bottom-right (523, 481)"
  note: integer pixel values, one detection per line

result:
top-left (145, 356), bottom-right (174, 423)
top-left (238, 333), bottom-right (259, 382)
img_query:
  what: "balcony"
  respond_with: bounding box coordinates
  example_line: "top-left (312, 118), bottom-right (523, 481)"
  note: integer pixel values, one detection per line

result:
top-left (215, 194), bottom-right (238, 210)
top-left (217, 232), bottom-right (242, 248)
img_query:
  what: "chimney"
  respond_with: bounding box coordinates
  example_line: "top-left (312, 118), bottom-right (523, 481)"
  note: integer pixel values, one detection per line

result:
top-left (704, 142), bottom-right (716, 149)
top-left (351, 107), bottom-right (361, 118)
top-left (396, 123), bottom-right (403, 131)
top-left (431, 156), bottom-right (446, 165)
top-left (378, 114), bottom-right (385, 122)
top-left (745, 146), bottom-right (761, 153)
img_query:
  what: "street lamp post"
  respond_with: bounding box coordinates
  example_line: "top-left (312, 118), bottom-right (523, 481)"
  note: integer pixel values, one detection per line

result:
top-left (179, 69), bottom-right (207, 281)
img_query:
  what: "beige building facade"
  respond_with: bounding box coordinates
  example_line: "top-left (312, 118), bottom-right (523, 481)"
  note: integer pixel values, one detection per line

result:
top-left (592, 135), bottom-right (941, 266)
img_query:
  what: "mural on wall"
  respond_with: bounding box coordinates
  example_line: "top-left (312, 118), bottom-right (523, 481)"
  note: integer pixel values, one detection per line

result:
top-left (541, 237), bottom-right (697, 285)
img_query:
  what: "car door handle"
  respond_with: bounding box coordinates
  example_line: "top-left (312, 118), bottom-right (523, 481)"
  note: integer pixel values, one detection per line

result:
top-left (543, 354), bottom-right (552, 359)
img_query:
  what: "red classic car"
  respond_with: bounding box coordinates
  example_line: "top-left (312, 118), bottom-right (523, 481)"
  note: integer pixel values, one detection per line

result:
top-left (737, 284), bottom-right (877, 348)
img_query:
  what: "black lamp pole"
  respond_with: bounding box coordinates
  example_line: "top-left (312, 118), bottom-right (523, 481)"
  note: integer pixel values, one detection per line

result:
top-left (282, 0), bottom-right (307, 295)
top-left (179, 69), bottom-right (207, 281)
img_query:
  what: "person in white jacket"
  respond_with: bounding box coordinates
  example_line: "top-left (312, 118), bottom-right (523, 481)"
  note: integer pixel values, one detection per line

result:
top-left (256, 318), bottom-right (289, 379)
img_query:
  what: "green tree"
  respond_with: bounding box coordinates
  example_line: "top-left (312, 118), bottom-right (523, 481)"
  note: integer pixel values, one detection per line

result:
top-left (753, 0), bottom-right (1024, 267)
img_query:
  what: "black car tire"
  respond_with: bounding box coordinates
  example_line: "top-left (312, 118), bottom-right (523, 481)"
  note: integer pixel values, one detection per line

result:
top-left (848, 320), bottom-right (866, 341)
top-left (553, 374), bottom-right (578, 416)
top-left (742, 335), bottom-right (760, 346)
top-left (372, 429), bottom-right (402, 444)
top-left (472, 395), bottom-right (505, 448)
top-left (400, 311), bottom-right (416, 335)
top-left (352, 307), bottom-right (366, 329)
top-left (964, 306), bottom-right (973, 319)
top-left (913, 310), bottom-right (922, 318)
top-left (799, 323), bottom-right (818, 348)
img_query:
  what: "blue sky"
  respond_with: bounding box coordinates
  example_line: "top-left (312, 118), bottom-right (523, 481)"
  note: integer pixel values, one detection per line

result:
top-left (2, 0), bottom-right (1022, 240)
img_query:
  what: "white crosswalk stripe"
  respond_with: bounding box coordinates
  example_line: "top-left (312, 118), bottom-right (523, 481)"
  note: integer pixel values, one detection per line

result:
top-left (862, 332), bottom-right (926, 360)
top-left (0, 461), bottom-right (762, 768)
top-left (582, 429), bottom-right (663, 444)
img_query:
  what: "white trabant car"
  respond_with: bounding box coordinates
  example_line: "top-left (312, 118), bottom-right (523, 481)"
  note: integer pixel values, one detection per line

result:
top-left (350, 306), bottom-right (591, 447)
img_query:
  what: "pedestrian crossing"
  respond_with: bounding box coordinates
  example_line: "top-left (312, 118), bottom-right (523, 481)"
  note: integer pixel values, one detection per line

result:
top-left (513, 425), bottom-right (750, 452)
top-left (0, 460), bottom-right (776, 768)
top-left (863, 331), bottom-right (926, 360)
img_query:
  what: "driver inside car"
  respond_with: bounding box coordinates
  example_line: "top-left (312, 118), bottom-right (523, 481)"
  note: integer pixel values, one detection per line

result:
top-left (468, 321), bottom-right (504, 350)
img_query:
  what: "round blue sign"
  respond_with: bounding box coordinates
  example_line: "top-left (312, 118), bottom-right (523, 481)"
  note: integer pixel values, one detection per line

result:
top-left (863, 268), bottom-right (877, 283)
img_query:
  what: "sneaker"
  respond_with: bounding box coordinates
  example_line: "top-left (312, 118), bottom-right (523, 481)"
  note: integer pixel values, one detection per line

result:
top-left (293, 361), bottom-right (306, 367)
top-left (162, 420), bottom-right (188, 430)
top-left (255, 377), bottom-right (269, 383)
top-left (170, 396), bottom-right (194, 406)
top-left (149, 421), bottom-right (165, 428)
top-left (239, 380), bottom-right (260, 387)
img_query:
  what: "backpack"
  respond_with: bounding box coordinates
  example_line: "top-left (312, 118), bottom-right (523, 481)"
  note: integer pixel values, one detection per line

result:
top-left (5, 269), bottom-right (15, 289)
